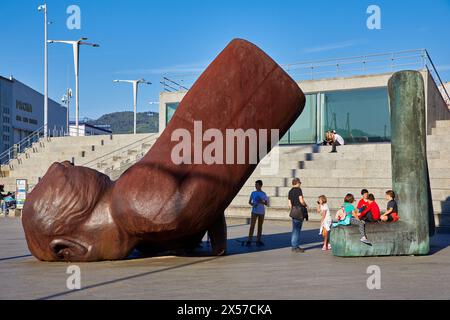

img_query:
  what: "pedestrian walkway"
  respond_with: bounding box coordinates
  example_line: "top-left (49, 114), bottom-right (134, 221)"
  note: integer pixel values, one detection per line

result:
top-left (1, 218), bottom-right (450, 299)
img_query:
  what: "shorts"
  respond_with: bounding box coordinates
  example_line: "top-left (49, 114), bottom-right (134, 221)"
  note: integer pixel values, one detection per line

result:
top-left (386, 212), bottom-right (399, 222)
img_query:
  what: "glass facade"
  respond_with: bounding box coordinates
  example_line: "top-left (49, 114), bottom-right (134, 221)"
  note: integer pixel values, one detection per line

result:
top-left (322, 87), bottom-right (390, 143)
top-left (166, 102), bottom-right (179, 124)
top-left (165, 87), bottom-right (390, 145)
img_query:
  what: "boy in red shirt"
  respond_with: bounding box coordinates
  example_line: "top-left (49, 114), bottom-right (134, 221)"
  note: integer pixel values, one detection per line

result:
top-left (357, 189), bottom-right (369, 213)
top-left (359, 193), bottom-right (380, 222)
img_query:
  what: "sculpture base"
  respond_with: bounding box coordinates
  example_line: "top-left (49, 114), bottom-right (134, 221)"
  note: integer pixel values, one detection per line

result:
top-left (330, 221), bottom-right (429, 257)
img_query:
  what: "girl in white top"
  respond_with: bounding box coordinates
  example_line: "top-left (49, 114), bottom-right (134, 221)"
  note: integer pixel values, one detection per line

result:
top-left (317, 195), bottom-right (332, 251)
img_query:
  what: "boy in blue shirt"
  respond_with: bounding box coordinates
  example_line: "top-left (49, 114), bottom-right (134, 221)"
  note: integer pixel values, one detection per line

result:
top-left (246, 180), bottom-right (269, 247)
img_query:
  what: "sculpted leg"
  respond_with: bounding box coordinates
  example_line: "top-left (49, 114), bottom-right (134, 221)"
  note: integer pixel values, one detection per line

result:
top-left (208, 212), bottom-right (227, 256)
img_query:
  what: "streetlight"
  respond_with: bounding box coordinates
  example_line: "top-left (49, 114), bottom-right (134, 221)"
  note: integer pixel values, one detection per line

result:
top-left (113, 79), bottom-right (151, 134)
top-left (48, 38), bottom-right (99, 136)
top-left (61, 89), bottom-right (73, 136)
top-left (38, 3), bottom-right (48, 137)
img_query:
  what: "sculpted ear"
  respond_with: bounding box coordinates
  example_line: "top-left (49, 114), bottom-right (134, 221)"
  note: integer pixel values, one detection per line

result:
top-left (23, 163), bottom-right (113, 236)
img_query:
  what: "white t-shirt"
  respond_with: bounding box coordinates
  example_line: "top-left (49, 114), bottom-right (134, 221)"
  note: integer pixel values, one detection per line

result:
top-left (334, 133), bottom-right (345, 145)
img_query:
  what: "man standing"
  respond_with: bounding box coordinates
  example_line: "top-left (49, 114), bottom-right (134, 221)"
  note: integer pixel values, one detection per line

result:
top-left (246, 180), bottom-right (269, 246)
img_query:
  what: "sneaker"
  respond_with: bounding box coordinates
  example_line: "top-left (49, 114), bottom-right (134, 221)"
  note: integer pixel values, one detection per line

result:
top-left (256, 241), bottom-right (264, 247)
top-left (360, 237), bottom-right (372, 245)
top-left (322, 245), bottom-right (327, 251)
top-left (327, 244), bottom-right (332, 250)
top-left (292, 247), bottom-right (305, 253)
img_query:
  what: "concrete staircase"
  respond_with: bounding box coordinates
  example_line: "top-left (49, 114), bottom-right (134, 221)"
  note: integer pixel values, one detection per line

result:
top-left (226, 119), bottom-right (450, 231)
top-left (0, 133), bottom-right (159, 192)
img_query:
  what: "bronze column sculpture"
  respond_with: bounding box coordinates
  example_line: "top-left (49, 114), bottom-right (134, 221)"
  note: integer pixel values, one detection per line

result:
top-left (330, 70), bottom-right (433, 256)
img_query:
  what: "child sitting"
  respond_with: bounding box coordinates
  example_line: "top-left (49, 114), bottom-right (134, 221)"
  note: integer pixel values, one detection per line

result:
top-left (380, 190), bottom-right (399, 222)
top-left (317, 195), bottom-right (332, 251)
top-left (332, 193), bottom-right (371, 245)
top-left (359, 193), bottom-right (380, 222)
top-left (357, 189), bottom-right (369, 213)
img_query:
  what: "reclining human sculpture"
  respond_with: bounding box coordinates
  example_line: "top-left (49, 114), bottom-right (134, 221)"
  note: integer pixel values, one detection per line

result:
top-left (22, 39), bottom-right (306, 262)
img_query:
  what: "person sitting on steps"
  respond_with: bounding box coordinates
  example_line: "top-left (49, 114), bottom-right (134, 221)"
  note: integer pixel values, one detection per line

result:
top-left (330, 130), bottom-right (345, 153)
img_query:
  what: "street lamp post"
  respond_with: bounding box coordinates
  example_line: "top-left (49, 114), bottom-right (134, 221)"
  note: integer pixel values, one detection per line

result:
top-left (48, 38), bottom-right (99, 136)
top-left (113, 79), bottom-right (151, 134)
top-left (62, 89), bottom-right (73, 136)
top-left (38, 3), bottom-right (48, 138)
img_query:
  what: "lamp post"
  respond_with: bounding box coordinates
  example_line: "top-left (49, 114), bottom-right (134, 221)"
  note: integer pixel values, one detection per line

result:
top-left (48, 38), bottom-right (99, 136)
top-left (62, 89), bottom-right (73, 136)
top-left (113, 79), bottom-right (151, 134)
top-left (38, 3), bottom-right (48, 137)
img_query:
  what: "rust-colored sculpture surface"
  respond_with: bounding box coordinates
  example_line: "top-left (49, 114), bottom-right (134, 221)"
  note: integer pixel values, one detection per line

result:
top-left (22, 39), bottom-right (305, 262)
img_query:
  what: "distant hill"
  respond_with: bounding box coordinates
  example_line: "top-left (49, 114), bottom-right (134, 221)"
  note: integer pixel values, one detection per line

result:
top-left (87, 111), bottom-right (159, 134)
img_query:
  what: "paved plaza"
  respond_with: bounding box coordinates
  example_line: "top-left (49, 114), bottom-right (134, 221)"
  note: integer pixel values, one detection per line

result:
top-left (1, 217), bottom-right (450, 300)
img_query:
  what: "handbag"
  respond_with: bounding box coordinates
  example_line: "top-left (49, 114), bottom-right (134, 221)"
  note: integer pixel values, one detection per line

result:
top-left (290, 205), bottom-right (305, 221)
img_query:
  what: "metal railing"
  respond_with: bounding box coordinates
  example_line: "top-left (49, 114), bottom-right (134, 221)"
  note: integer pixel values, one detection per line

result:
top-left (81, 133), bottom-right (159, 173)
top-left (0, 126), bottom-right (45, 166)
top-left (0, 125), bottom-right (114, 167)
top-left (160, 49), bottom-right (450, 107)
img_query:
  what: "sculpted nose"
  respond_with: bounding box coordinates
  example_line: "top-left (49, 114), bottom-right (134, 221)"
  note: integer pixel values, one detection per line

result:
top-left (50, 239), bottom-right (88, 261)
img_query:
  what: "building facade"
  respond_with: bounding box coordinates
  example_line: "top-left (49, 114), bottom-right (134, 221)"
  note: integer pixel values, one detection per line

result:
top-left (0, 75), bottom-right (67, 153)
top-left (158, 70), bottom-right (450, 144)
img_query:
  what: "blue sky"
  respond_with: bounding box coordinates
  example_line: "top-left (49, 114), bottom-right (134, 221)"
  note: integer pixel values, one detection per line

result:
top-left (1, 0), bottom-right (449, 119)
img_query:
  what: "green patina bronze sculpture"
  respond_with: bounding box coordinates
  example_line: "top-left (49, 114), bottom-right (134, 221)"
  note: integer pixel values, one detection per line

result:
top-left (330, 70), bottom-right (435, 257)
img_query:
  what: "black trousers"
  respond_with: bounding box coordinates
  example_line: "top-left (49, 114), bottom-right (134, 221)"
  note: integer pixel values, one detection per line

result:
top-left (331, 140), bottom-right (341, 152)
top-left (360, 211), bottom-right (378, 223)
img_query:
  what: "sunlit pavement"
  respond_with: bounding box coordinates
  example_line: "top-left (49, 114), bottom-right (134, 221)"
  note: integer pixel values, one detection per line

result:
top-left (1, 217), bottom-right (450, 300)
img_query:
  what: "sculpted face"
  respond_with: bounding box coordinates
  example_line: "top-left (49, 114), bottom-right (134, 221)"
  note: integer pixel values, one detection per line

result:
top-left (22, 162), bottom-right (136, 262)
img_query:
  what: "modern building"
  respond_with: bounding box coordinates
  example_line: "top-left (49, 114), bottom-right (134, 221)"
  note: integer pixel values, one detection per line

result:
top-left (0, 75), bottom-right (67, 153)
top-left (69, 121), bottom-right (112, 136)
top-left (158, 49), bottom-right (450, 143)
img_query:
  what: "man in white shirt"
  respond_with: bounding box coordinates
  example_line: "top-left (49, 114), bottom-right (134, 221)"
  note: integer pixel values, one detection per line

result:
top-left (331, 130), bottom-right (345, 153)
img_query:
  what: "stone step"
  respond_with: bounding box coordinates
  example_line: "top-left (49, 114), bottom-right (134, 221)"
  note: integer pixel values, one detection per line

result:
top-left (247, 177), bottom-right (393, 189)
top-left (435, 120), bottom-right (450, 128)
top-left (239, 186), bottom-right (450, 201)
top-left (225, 205), bottom-right (450, 227)
top-left (432, 127), bottom-right (450, 135)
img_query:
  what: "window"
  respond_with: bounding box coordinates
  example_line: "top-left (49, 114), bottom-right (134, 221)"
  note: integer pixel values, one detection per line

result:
top-left (322, 87), bottom-right (390, 142)
top-left (16, 101), bottom-right (33, 113)
top-left (166, 102), bottom-right (180, 125)
top-left (29, 118), bottom-right (38, 125)
top-left (16, 115), bottom-right (22, 122)
top-left (280, 94), bottom-right (317, 144)
top-left (23, 117), bottom-right (29, 123)
top-left (3, 116), bottom-right (9, 124)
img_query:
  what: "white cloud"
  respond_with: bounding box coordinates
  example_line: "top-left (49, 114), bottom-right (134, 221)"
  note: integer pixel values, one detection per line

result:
top-left (303, 40), bottom-right (359, 53)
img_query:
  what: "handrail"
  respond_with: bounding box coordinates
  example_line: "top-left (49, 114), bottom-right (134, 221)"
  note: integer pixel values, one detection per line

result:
top-left (81, 133), bottom-right (159, 168)
top-left (424, 49), bottom-right (450, 106)
top-left (160, 48), bottom-right (449, 108)
top-left (0, 126), bottom-right (45, 166)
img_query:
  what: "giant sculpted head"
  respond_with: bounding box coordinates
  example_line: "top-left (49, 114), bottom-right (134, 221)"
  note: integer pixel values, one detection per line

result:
top-left (22, 39), bottom-right (305, 262)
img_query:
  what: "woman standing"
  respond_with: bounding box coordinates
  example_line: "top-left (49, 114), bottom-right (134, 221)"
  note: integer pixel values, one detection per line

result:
top-left (288, 178), bottom-right (308, 253)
